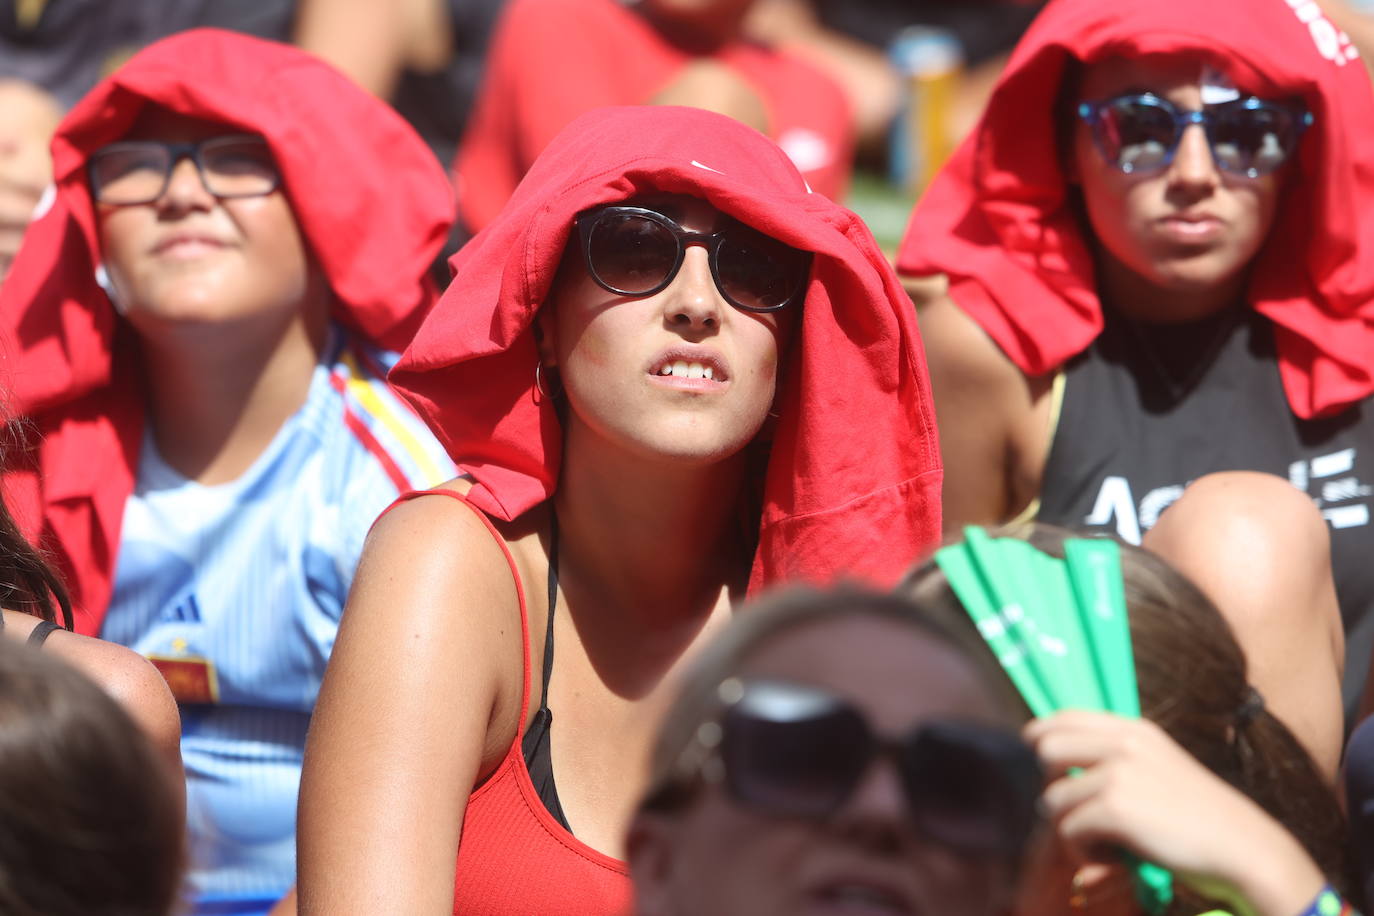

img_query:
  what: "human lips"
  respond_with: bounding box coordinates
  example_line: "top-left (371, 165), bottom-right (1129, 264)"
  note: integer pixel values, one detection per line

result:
top-left (1155, 211), bottom-right (1225, 242)
top-left (647, 345), bottom-right (731, 389)
top-left (802, 869), bottom-right (921, 916)
top-left (149, 230), bottom-right (232, 258)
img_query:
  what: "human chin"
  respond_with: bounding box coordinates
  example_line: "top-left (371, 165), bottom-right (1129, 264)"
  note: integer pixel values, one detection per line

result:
top-left (1140, 242), bottom-right (1253, 293)
top-left (631, 406), bottom-right (768, 466)
top-left (120, 266), bottom-right (255, 328)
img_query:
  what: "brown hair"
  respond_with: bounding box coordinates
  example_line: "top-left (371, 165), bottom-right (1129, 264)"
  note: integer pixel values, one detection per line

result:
top-left (641, 585), bottom-right (1028, 813)
top-left (902, 524), bottom-right (1353, 909)
top-left (0, 421), bottom-right (72, 627)
top-left (0, 639), bottom-right (184, 915)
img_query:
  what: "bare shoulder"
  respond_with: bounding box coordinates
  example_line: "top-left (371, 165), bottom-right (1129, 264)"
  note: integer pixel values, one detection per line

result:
top-left (16, 617), bottom-right (183, 768)
top-left (914, 285), bottom-right (1027, 396)
top-left (338, 476), bottom-right (534, 743)
top-left (911, 287), bottom-right (1054, 527)
top-left (359, 477), bottom-right (525, 603)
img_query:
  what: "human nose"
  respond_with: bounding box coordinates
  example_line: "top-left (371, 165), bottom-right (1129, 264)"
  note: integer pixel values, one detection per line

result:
top-left (662, 244), bottom-right (723, 332)
top-left (829, 754), bottom-right (912, 851)
top-left (1165, 122), bottom-right (1220, 191)
top-left (156, 154), bottom-right (214, 212)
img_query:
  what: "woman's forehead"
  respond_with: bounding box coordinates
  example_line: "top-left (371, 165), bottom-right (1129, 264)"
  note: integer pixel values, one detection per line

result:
top-left (735, 615), bottom-right (1013, 731)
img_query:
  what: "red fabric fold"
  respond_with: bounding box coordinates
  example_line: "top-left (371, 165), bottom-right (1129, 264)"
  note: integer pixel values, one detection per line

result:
top-left (897, 0), bottom-right (1374, 420)
top-left (0, 28), bottom-right (455, 632)
top-left (393, 105), bottom-right (941, 593)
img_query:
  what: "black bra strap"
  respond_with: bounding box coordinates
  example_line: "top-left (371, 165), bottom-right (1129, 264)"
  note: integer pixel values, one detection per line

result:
top-left (538, 512), bottom-right (559, 712)
top-left (27, 620), bottom-right (59, 649)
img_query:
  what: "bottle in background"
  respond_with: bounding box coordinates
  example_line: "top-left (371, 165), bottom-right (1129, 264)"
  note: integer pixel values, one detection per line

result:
top-left (888, 26), bottom-right (964, 197)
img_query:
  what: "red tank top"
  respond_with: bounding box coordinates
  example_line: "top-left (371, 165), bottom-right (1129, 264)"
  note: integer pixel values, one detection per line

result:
top-left (391, 490), bottom-right (632, 915)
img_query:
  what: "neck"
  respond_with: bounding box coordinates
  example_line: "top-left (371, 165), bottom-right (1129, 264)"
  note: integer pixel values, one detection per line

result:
top-left (553, 423), bottom-right (753, 691)
top-left (1096, 251), bottom-right (1247, 325)
top-left (138, 298), bottom-right (329, 484)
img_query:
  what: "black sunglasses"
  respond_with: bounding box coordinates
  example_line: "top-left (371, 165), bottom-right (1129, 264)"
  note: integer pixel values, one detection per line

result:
top-left (89, 134), bottom-right (281, 205)
top-left (574, 206), bottom-right (811, 313)
top-left (1077, 93), bottom-right (1312, 179)
top-left (658, 679), bottom-right (1042, 856)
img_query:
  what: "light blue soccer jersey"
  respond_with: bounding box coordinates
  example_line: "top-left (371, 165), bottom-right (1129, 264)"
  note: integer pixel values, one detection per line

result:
top-left (101, 327), bottom-right (454, 915)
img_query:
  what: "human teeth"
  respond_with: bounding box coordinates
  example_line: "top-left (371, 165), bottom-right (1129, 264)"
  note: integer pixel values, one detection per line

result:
top-left (659, 364), bottom-right (673, 375)
top-left (704, 366), bottom-right (714, 380)
top-left (687, 363), bottom-right (704, 379)
top-left (671, 360), bottom-right (689, 378)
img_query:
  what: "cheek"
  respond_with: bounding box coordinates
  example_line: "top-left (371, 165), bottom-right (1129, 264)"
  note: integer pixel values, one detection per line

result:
top-left (740, 315), bottom-right (785, 382)
top-left (669, 796), bottom-right (809, 907)
top-left (1235, 180), bottom-right (1281, 252)
top-left (557, 305), bottom-right (627, 380)
top-left (96, 208), bottom-right (147, 282)
top-left (231, 196), bottom-right (310, 277)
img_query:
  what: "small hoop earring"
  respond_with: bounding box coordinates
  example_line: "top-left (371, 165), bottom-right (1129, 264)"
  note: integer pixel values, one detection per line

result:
top-left (535, 362), bottom-right (564, 401)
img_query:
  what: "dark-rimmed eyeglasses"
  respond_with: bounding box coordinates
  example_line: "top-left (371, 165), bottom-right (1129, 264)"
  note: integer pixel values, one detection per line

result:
top-left (88, 134), bottom-right (281, 205)
top-left (648, 678), bottom-right (1042, 857)
top-left (1076, 93), bottom-right (1312, 179)
top-left (575, 206), bottom-right (812, 313)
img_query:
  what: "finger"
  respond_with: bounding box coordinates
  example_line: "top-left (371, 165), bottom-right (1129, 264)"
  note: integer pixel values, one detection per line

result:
top-left (1041, 766), bottom-right (1110, 818)
top-left (1055, 791), bottom-right (1143, 857)
top-left (1024, 709), bottom-right (1130, 743)
top-left (1032, 727), bottom-right (1134, 773)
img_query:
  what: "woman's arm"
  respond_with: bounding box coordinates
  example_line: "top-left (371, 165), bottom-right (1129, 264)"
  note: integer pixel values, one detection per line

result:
top-left (1026, 710), bottom-right (1328, 916)
top-left (913, 287), bottom-right (1052, 532)
top-left (297, 494), bottom-right (525, 915)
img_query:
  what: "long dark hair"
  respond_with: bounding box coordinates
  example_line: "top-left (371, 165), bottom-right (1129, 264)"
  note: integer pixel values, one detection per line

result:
top-left (0, 638), bottom-right (184, 915)
top-left (0, 419), bottom-right (72, 627)
top-left (902, 524), bottom-right (1355, 911)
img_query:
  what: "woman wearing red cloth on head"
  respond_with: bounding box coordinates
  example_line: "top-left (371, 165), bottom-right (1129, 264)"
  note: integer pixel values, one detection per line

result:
top-left (297, 104), bottom-right (941, 915)
top-left (897, 0), bottom-right (1374, 779)
top-left (0, 28), bottom-right (455, 916)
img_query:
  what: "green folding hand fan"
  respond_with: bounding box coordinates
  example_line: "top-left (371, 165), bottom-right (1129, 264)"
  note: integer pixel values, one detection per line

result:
top-left (936, 527), bottom-right (1172, 915)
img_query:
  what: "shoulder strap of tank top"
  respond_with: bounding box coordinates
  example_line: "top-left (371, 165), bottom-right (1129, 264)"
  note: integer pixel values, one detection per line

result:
top-left (27, 620), bottom-right (59, 648)
top-left (382, 487), bottom-right (537, 735)
top-left (537, 513), bottom-right (559, 712)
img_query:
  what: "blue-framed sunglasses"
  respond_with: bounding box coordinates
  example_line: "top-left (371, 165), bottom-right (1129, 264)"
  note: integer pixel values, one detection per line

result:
top-left (1076, 93), bottom-right (1313, 179)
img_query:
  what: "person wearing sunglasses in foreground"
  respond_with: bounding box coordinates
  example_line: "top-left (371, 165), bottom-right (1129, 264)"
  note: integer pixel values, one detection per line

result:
top-left (903, 523), bottom-right (1356, 916)
top-left (628, 586), bottom-right (1041, 916)
top-left (896, 0), bottom-right (1374, 774)
top-left (0, 29), bottom-right (456, 915)
top-left (297, 104), bottom-right (941, 915)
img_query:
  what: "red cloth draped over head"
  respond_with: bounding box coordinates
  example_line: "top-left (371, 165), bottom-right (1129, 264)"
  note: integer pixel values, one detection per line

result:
top-left (0, 28), bottom-right (454, 633)
top-left (897, 0), bottom-right (1374, 420)
top-left (393, 105), bottom-right (942, 592)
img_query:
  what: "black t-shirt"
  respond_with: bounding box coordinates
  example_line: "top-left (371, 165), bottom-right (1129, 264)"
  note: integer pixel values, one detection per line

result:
top-left (1037, 306), bottom-right (1374, 719)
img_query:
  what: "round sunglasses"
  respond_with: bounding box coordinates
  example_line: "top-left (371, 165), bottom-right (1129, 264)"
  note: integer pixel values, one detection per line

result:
top-left (652, 678), bottom-right (1042, 856)
top-left (574, 206), bottom-right (812, 313)
top-left (1076, 93), bottom-right (1312, 179)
